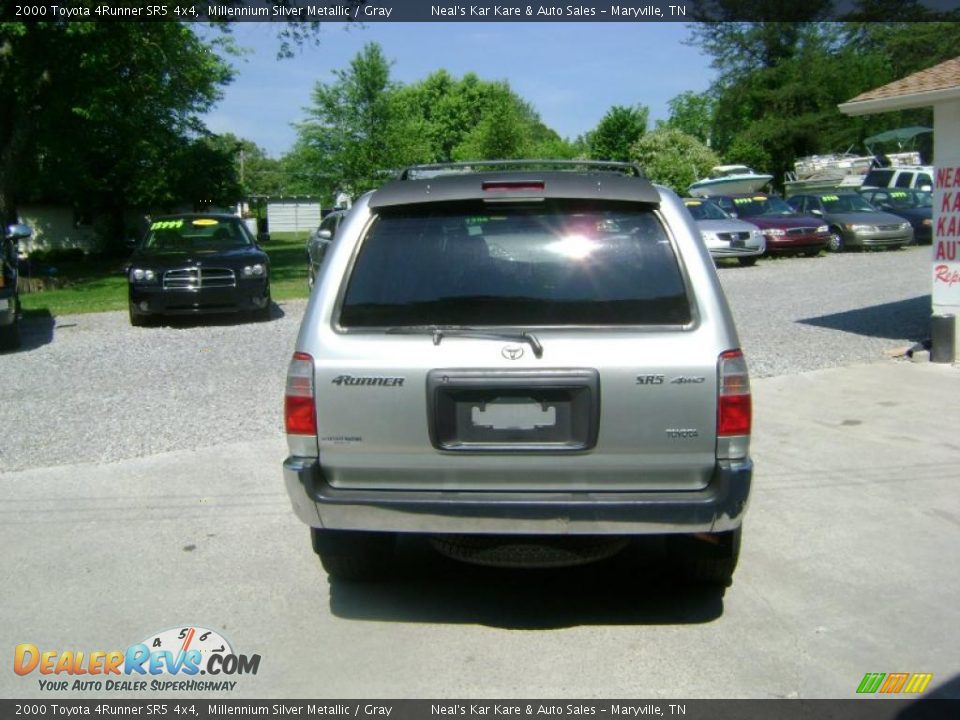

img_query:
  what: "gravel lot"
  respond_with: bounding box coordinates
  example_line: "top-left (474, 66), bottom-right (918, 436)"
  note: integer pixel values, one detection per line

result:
top-left (0, 246), bottom-right (933, 473)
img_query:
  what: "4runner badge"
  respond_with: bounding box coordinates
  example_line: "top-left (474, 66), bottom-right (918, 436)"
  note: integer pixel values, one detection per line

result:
top-left (331, 375), bottom-right (405, 387)
top-left (502, 346), bottom-right (524, 360)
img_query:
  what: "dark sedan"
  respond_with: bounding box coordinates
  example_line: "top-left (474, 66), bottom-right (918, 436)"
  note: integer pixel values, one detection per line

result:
top-left (307, 209), bottom-right (347, 290)
top-left (858, 188), bottom-right (933, 244)
top-left (710, 194), bottom-right (830, 256)
top-left (127, 214), bottom-right (271, 326)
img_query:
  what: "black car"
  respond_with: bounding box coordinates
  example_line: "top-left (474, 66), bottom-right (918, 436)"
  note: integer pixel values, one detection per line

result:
top-left (1, 223), bottom-right (31, 350)
top-left (307, 209), bottom-right (347, 290)
top-left (127, 214), bottom-right (271, 326)
top-left (858, 188), bottom-right (933, 244)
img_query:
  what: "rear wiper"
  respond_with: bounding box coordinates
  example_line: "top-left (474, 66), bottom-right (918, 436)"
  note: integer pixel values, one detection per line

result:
top-left (386, 326), bottom-right (544, 358)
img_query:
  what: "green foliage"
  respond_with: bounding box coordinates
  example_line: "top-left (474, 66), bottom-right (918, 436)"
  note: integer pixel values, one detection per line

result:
top-left (452, 89), bottom-right (532, 161)
top-left (587, 105), bottom-right (649, 161)
top-left (686, 19), bottom-right (960, 190)
top-left (629, 128), bottom-right (720, 195)
top-left (660, 91), bottom-right (715, 144)
top-left (210, 134), bottom-right (287, 198)
top-left (296, 43), bottom-right (427, 196)
top-left (168, 135), bottom-right (243, 209)
top-left (289, 50), bottom-right (580, 198)
top-left (0, 22), bottom-right (234, 248)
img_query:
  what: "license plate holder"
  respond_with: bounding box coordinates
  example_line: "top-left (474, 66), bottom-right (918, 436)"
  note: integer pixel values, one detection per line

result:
top-left (428, 369), bottom-right (599, 452)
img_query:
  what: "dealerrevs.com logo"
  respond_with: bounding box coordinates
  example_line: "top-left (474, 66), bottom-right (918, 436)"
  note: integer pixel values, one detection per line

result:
top-left (14, 626), bottom-right (260, 692)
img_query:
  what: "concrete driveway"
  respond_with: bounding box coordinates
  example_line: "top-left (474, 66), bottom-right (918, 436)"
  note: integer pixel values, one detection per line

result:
top-left (2, 360), bottom-right (958, 699)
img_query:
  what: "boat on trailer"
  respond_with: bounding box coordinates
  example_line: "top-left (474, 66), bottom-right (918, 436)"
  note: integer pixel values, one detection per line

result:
top-left (688, 165), bottom-right (774, 197)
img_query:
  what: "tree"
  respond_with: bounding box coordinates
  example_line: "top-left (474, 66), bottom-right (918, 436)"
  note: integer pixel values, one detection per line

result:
top-left (630, 128), bottom-right (720, 194)
top-left (451, 86), bottom-right (534, 161)
top-left (659, 91), bottom-right (715, 145)
top-left (0, 23), bottom-right (233, 250)
top-left (397, 71), bottom-right (579, 163)
top-left (296, 43), bottom-right (427, 196)
top-left (686, 18), bottom-right (960, 190)
top-left (587, 105), bottom-right (649, 162)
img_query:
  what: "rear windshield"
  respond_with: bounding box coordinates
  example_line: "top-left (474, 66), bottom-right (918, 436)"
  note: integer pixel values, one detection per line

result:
top-left (340, 203), bottom-right (691, 327)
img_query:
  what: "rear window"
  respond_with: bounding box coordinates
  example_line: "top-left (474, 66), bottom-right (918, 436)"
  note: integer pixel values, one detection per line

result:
top-left (864, 169), bottom-right (895, 187)
top-left (339, 203), bottom-right (691, 327)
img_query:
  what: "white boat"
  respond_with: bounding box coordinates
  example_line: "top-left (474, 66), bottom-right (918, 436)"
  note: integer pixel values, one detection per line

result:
top-left (783, 151), bottom-right (923, 197)
top-left (688, 165), bottom-right (773, 197)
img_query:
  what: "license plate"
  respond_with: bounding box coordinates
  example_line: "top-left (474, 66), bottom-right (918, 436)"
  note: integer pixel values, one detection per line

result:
top-left (428, 369), bottom-right (600, 452)
top-left (731, 239), bottom-right (746, 249)
top-left (0, 298), bottom-right (7, 311)
top-left (471, 399), bottom-right (557, 430)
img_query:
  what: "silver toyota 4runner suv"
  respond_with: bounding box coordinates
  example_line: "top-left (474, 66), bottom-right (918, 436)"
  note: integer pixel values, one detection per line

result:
top-left (283, 161), bottom-right (752, 586)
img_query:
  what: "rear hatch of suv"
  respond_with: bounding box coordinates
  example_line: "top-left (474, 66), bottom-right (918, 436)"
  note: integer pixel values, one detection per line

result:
top-left (296, 172), bottom-right (737, 494)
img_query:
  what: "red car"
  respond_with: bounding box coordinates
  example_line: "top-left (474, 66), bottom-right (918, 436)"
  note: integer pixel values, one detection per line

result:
top-left (710, 194), bottom-right (830, 256)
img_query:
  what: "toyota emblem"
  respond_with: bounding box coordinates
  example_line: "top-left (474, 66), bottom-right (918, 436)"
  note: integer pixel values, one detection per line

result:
top-left (502, 345), bottom-right (524, 360)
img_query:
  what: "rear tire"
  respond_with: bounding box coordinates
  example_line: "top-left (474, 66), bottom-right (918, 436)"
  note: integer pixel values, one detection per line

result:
top-left (0, 320), bottom-right (21, 351)
top-left (670, 526), bottom-right (741, 587)
top-left (311, 529), bottom-right (394, 581)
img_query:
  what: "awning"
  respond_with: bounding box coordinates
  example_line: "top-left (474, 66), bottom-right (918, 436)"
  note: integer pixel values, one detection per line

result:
top-left (863, 126), bottom-right (932, 146)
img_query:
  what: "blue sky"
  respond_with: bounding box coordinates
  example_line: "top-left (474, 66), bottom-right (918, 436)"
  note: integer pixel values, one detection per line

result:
top-left (202, 23), bottom-right (716, 158)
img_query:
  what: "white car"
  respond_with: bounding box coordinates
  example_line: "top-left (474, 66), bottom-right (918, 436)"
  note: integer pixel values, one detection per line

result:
top-left (684, 198), bottom-right (766, 266)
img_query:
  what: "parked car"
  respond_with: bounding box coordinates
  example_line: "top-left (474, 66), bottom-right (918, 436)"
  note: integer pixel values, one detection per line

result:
top-left (126, 213), bottom-right (271, 326)
top-left (858, 188), bottom-right (933, 244)
top-left (710, 193), bottom-right (830, 256)
top-left (861, 166), bottom-right (934, 192)
top-left (787, 192), bottom-right (913, 252)
top-left (307, 209), bottom-right (347, 290)
top-left (683, 197), bottom-right (766, 266)
top-left (283, 160), bottom-right (753, 587)
top-left (1, 223), bottom-right (31, 350)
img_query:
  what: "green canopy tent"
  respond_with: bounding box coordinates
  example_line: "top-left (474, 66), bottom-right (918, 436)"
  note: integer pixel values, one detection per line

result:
top-left (864, 126), bottom-right (932, 147)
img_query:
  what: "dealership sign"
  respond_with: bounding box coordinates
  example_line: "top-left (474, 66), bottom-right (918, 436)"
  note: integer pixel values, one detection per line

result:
top-left (934, 165), bottom-right (960, 305)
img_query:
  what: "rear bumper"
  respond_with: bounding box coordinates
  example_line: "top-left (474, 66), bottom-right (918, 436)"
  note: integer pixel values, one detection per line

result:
top-left (282, 456), bottom-right (752, 535)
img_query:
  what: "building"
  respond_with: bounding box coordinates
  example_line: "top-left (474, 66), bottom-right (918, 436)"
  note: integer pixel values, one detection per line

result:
top-left (840, 56), bottom-right (960, 362)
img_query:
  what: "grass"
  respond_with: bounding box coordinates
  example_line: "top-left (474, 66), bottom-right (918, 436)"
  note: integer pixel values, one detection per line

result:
top-left (18, 231), bottom-right (312, 317)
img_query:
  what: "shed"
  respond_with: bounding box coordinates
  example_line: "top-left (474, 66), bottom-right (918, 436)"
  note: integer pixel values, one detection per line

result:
top-left (265, 198), bottom-right (321, 233)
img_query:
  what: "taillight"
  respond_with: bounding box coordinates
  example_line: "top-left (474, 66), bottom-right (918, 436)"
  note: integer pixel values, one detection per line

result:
top-left (718, 350), bottom-right (751, 459)
top-left (482, 180), bottom-right (545, 193)
top-left (284, 351), bottom-right (316, 436)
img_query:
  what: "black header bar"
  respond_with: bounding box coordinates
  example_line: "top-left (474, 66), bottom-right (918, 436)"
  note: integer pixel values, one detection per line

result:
top-left (4, 0), bottom-right (960, 23)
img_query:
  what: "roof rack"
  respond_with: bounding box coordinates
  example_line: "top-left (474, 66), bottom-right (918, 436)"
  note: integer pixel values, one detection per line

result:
top-left (397, 160), bottom-right (645, 180)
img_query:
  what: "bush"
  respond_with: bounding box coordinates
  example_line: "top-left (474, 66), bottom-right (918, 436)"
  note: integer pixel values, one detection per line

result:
top-left (630, 128), bottom-right (720, 195)
top-left (28, 248), bottom-right (87, 265)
